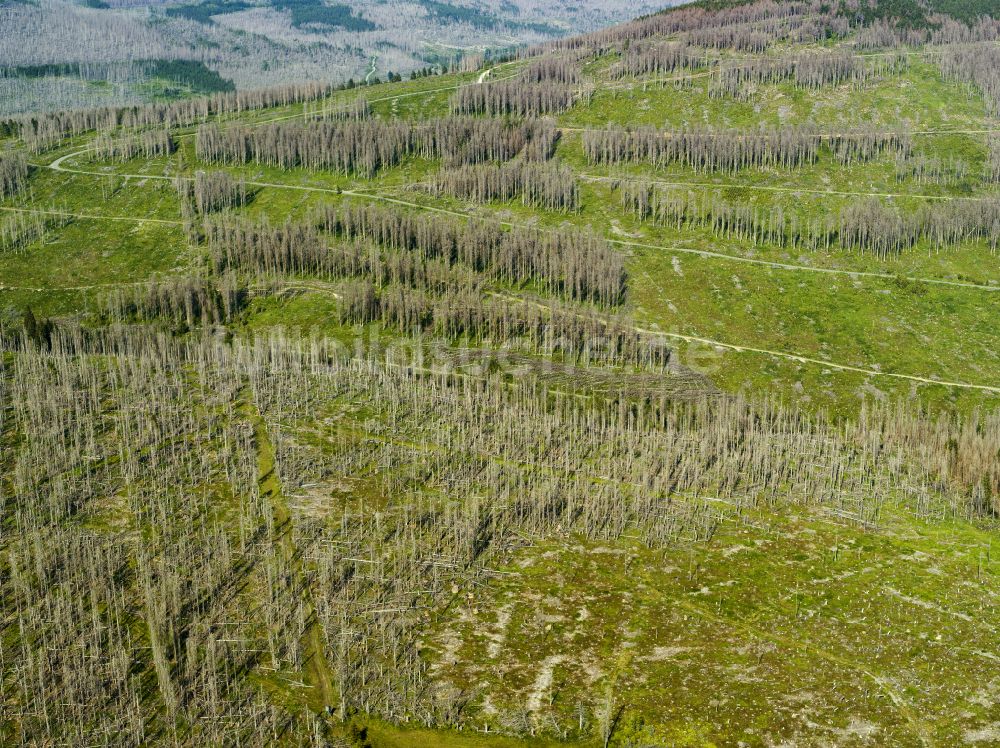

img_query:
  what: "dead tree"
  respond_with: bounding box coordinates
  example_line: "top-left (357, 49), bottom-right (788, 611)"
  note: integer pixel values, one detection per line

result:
top-left (0, 150), bottom-right (28, 199)
top-left (427, 161), bottom-right (580, 212)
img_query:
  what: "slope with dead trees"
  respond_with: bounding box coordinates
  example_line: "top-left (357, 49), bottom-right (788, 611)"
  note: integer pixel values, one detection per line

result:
top-left (0, 328), bottom-right (327, 744)
top-left (540, 0), bottom-right (998, 61)
top-left (316, 201), bottom-right (623, 304)
top-left (6, 0), bottom-right (1000, 740)
top-left (208, 216), bottom-right (478, 295)
top-left (987, 136), bottom-right (1000, 184)
top-left (2, 320), bottom-right (999, 741)
top-left (336, 279), bottom-right (665, 369)
top-left (710, 50), bottom-right (908, 100)
top-left (896, 152), bottom-right (971, 186)
top-left (619, 180), bottom-right (1000, 256)
top-left (195, 117), bottom-right (558, 176)
top-left (92, 129), bottom-right (174, 162)
top-left (540, 0), bottom-right (847, 58)
top-left (97, 274), bottom-right (248, 327)
top-left (608, 41), bottom-right (704, 79)
top-left (0, 210), bottom-right (71, 253)
top-left (521, 56), bottom-right (583, 86)
top-left (176, 170), bottom-right (250, 220)
top-left (583, 125), bottom-right (911, 173)
top-left (16, 80), bottom-right (333, 152)
top-left (0, 149), bottom-right (28, 199)
top-left (427, 160), bottom-right (579, 212)
top-left (308, 96), bottom-right (372, 122)
top-left (451, 79), bottom-right (583, 117)
top-left (207, 201), bottom-right (624, 306)
top-left (936, 43), bottom-right (1000, 116)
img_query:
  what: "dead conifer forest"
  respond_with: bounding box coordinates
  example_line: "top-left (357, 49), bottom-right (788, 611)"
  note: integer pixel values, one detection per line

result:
top-left (4, 0), bottom-right (1000, 745)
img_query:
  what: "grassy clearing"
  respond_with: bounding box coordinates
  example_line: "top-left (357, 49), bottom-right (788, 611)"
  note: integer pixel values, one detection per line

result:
top-left (558, 60), bottom-right (992, 131)
top-left (425, 505), bottom-right (1000, 746)
top-left (0, 219), bottom-right (187, 315)
top-left (629, 243), bottom-right (1000, 398)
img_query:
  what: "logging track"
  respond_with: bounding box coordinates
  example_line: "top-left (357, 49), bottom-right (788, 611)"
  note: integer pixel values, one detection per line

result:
top-left (243, 391), bottom-right (337, 711)
top-left (39, 151), bottom-right (1000, 293)
top-left (20, 132), bottom-right (1000, 395)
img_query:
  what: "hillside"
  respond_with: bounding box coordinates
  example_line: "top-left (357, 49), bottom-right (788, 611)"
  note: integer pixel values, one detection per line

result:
top-left (2, 0), bottom-right (1000, 745)
top-left (0, 0), bottom-right (669, 115)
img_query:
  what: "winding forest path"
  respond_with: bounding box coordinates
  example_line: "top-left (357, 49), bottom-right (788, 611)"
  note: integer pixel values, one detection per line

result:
top-left (630, 325), bottom-right (1000, 395)
top-left (577, 172), bottom-right (1000, 201)
top-left (32, 153), bottom-right (1000, 394)
top-left (489, 288), bottom-right (1000, 395)
top-left (38, 151), bottom-right (1000, 293)
top-left (0, 204), bottom-right (182, 225)
top-left (334, 189), bottom-right (1000, 292)
top-left (45, 146), bottom-right (1000, 210)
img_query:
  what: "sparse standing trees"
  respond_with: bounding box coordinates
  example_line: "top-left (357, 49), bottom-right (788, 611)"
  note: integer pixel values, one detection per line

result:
top-left (195, 117), bottom-right (559, 177)
top-left (937, 44), bottom-right (1000, 116)
top-left (0, 150), bottom-right (28, 199)
top-left (986, 136), bottom-right (1000, 184)
top-left (583, 124), bottom-right (910, 173)
top-left (428, 160), bottom-right (580, 212)
top-left (92, 129), bottom-right (174, 162)
top-left (618, 180), bottom-right (1000, 256)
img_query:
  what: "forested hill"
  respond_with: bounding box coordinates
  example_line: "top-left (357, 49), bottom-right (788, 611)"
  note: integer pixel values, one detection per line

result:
top-left (0, 0), bottom-right (671, 116)
top-left (2, 0), bottom-right (1000, 746)
top-left (671, 0), bottom-right (999, 24)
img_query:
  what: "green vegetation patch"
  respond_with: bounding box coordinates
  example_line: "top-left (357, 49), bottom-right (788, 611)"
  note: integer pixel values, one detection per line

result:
top-left (165, 0), bottom-right (253, 24)
top-left (425, 507), bottom-right (1000, 745)
top-left (0, 59), bottom-right (235, 96)
top-left (145, 60), bottom-right (236, 94)
top-left (272, 0), bottom-right (376, 30)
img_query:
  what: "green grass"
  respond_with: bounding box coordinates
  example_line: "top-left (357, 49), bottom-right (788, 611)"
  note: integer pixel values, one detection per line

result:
top-left (425, 505), bottom-right (1000, 745)
top-left (628, 241), bottom-right (1000, 404)
top-left (363, 720), bottom-right (573, 747)
top-left (559, 61), bottom-right (992, 132)
top-left (0, 218), bottom-right (187, 315)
